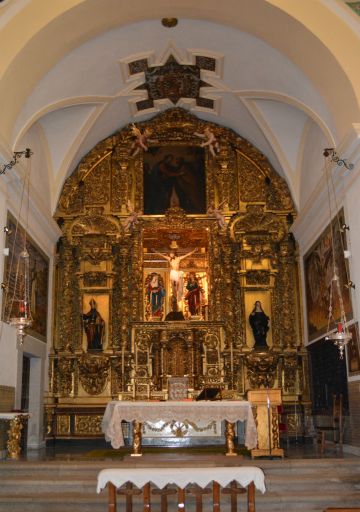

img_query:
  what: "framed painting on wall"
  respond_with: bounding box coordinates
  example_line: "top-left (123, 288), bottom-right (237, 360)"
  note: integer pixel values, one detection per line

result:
top-left (304, 209), bottom-right (352, 342)
top-left (2, 212), bottom-right (49, 341)
top-left (346, 322), bottom-right (360, 376)
top-left (143, 145), bottom-right (206, 214)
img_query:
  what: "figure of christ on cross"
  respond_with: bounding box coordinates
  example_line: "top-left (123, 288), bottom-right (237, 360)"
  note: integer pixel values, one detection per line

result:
top-left (151, 247), bottom-right (197, 306)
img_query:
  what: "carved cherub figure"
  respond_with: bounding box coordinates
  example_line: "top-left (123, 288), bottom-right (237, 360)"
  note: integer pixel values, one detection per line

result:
top-left (207, 200), bottom-right (227, 229)
top-left (130, 124), bottom-right (158, 156)
top-left (194, 126), bottom-right (220, 157)
top-left (122, 200), bottom-right (140, 231)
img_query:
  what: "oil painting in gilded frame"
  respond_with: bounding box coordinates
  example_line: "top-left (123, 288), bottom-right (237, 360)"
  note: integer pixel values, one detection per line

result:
top-left (347, 323), bottom-right (360, 376)
top-left (143, 145), bottom-right (206, 214)
top-left (304, 209), bottom-right (352, 342)
top-left (2, 212), bottom-right (49, 341)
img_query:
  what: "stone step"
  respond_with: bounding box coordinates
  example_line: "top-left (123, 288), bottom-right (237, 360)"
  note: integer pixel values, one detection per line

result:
top-left (0, 490), bottom-right (359, 512)
top-left (0, 458), bottom-right (359, 512)
top-left (265, 474), bottom-right (360, 491)
top-left (0, 472), bottom-right (359, 495)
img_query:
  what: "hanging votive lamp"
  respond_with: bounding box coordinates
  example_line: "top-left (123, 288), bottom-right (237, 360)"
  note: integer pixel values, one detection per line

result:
top-left (9, 248), bottom-right (33, 346)
top-left (325, 321), bottom-right (352, 359)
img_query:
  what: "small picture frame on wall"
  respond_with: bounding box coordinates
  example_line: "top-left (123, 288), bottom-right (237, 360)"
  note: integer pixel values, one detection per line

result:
top-left (346, 322), bottom-right (360, 376)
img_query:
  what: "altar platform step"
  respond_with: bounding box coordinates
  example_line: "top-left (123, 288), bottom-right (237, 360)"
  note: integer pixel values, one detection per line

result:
top-left (0, 457), bottom-right (359, 511)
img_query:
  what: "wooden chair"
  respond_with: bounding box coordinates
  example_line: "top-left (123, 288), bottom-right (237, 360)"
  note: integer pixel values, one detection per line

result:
top-left (316, 394), bottom-right (344, 454)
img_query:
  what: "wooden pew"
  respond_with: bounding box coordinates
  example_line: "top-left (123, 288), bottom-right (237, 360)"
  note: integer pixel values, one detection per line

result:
top-left (97, 466), bottom-right (266, 512)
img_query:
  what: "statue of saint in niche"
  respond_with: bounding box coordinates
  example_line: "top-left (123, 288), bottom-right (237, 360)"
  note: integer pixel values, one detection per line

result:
top-left (185, 272), bottom-right (203, 316)
top-left (249, 301), bottom-right (269, 349)
top-left (146, 273), bottom-right (165, 319)
top-left (82, 298), bottom-right (105, 351)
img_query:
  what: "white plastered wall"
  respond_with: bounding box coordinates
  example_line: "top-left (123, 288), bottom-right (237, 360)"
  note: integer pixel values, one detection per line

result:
top-left (292, 129), bottom-right (360, 384)
top-left (0, 166), bottom-right (60, 449)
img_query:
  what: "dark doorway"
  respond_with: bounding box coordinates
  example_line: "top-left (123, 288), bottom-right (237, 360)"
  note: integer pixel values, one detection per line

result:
top-left (21, 355), bottom-right (30, 411)
top-left (308, 338), bottom-right (348, 414)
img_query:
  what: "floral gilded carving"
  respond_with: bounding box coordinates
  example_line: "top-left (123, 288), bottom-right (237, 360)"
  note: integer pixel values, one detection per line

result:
top-left (244, 351), bottom-right (279, 388)
top-left (78, 355), bottom-right (110, 395)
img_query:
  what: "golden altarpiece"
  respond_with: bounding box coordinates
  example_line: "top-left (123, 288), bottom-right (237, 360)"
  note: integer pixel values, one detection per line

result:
top-left (46, 108), bottom-right (310, 445)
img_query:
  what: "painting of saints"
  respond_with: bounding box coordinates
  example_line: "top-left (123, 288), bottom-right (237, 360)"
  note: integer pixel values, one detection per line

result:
top-left (304, 209), bottom-right (352, 341)
top-left (346, 323), bottom-right (360, 375)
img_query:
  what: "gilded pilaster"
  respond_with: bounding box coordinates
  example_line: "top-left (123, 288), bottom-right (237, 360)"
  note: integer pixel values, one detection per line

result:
top-left (55, 237), bottom-right (80, 351)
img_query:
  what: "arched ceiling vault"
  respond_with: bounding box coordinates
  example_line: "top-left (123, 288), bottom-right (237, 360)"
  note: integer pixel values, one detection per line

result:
top-left (0, 0), bottom-right (359, 215)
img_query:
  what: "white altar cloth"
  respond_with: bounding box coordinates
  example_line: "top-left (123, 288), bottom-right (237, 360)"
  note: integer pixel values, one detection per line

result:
top-left (97, 466), bottom-right (266, 494)
top-left (102, 400), bottom-right (257, 450)
top-left (0, 413), bottom-right (29, 419)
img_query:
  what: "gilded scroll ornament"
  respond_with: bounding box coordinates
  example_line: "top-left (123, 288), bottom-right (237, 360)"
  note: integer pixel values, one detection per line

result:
top-left (244, 351), bottom-right (279, 388)
top-left (75, 415), bottom-right (103, 435)
top-left (78, 355), bottom-right (110, 395)
top-left (83, 271), bottom-right (107, 287)
top-left (230, 204), bottom-right (287, 245)
top-left (78, 236), bottom-right (113, 264)
top-left (70, 209), bottom-right (120, 238)
top-left (246, 271), bottom-right (270, 286)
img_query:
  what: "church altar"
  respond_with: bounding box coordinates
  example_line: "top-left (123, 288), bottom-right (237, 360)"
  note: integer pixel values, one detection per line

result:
top-left (46, 108), bottom-right (311, 443)
top-left (102, 400), bottom-right (257, 456)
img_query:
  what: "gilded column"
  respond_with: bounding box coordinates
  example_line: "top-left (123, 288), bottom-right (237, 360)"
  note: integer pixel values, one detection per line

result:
top-left (275, 239), bottom-right (298, 349)
top-left (55, 237), bottom-right (80, 351)
top-left (209, 232), bottom-right (223, 321)
top-left (111, 245), bottom-right (122, 350)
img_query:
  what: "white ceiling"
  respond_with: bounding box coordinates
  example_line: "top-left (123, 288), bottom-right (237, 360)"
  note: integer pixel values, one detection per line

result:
top-left (1, 0), bottom-right (359, 216)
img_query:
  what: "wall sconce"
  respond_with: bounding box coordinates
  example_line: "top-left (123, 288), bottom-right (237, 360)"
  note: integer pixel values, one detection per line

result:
top-left (323, 148), bottom-right (354, 170)
top-left (0, 148), bottom-right (33, 176)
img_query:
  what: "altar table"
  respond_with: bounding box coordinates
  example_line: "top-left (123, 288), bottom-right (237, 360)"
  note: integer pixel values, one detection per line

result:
top-left (102, 401), bottom-right (257, 456)
top-left (97, 466), bottom-right (266, 512)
